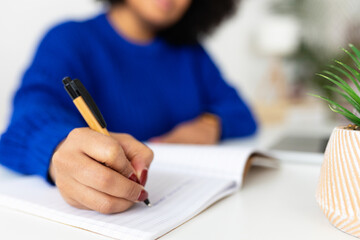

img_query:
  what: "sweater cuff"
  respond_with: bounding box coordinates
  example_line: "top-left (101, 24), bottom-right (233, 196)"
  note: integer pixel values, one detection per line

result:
top-left (28, 122), bottom-right (75, 184)
top-left (207, 106), bottom-right (257, 140)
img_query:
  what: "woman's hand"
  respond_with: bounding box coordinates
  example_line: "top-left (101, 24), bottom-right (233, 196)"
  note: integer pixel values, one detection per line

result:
top-left (49, 128), bottom-right (153, 214)
top-left (149, 113), bottom-right (221, 145)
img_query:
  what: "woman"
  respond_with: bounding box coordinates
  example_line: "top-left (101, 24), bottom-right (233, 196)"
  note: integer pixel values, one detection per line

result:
top-left (0, 0), bottom-right (257, 213)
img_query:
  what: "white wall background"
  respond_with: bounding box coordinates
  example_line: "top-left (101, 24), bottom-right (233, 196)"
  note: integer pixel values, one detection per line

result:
top-left (0, 0), bottom-right (270, 133)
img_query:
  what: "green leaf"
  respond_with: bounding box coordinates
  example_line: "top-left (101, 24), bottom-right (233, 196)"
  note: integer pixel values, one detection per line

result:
top-left (329, 64), bottom-right (360, 91)
top-left (329, 105), bottom-right (360, 125)
top-left (324, 85), bottom-right (360, 114)
top-left (324, 69), bottom-right (360, 93)
top-left (312, 44), bottom-right (360, 126)
top-left (343, 48), bottom-right (360, 70)
top-left (317, 73), bottom-right (360, 104)
top-left (309, 93), bottom-right (360, 125)
top-left (349, 44), bottom-right (360, 60)
top-left (335, 60), bottom-right (360, 83)
top-left (309, 94), bottom-right (349, 113)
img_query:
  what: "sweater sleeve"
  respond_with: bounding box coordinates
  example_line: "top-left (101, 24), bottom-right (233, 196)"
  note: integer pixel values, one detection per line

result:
top-left (196, 46), bottom-right (258, 140)
top-left (0, 22), bottom-right (86, 183)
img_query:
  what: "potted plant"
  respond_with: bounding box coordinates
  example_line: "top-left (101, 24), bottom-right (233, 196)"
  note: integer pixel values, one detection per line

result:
top-left (314, 44), bottom-right (360, 238)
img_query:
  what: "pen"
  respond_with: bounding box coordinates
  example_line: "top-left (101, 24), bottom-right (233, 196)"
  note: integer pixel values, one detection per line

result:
top-left (62, 77), bottom-right (151, 207)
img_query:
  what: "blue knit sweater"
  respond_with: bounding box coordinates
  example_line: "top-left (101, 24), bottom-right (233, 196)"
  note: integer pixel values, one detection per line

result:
top-left (0, 13), bottom-right (257, 181)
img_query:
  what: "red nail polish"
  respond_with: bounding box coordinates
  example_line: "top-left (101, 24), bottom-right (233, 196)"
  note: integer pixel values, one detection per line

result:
top-left (138, 190), bottom-right (149, 202)
top-left (140, 169), bottom-right (148, 186)
top-left (128, 173), bottom-right (140, 184)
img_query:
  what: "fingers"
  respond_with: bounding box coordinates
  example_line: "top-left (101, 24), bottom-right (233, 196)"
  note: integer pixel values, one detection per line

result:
top-left (59, 177), bottom-right (134, 214)
top-left (52, 128), bottom-right (151, 214)
top-left (111, 133), bottom-right (154, 185)
top-left (62, 196), bottom-right (89, 210)
top-left (72, 154), bottom-right (147, 202)
top-left (67, 128), bottom-right (136, 179)
top-left (53, 147), bottom-right (146, 202)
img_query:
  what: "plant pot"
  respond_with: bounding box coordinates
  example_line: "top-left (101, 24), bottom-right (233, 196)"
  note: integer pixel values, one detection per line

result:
top-left (316, 126), bottom-right (360, 237)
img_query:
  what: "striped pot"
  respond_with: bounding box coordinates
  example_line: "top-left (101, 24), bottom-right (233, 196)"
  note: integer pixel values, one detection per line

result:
top-left (316, 127), bottom-right (360, 237)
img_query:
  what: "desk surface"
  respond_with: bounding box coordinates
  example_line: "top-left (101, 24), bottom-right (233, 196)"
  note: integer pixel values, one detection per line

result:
top-left (0, 160), bottom-right (355, 240)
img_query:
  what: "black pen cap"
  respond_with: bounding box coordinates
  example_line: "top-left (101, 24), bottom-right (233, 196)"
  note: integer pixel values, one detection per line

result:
top-left (62, 77), bottom-right (80, 100)
top-left (62, 77), bottom-right (107, 129)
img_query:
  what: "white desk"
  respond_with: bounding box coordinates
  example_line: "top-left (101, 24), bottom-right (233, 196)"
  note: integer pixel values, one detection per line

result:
top-left (0, 122), bottom-right (354, 239)
top-left (163, 162), bottom-right (355, 240)
top-left (0, 160), bottom-right (355, 240)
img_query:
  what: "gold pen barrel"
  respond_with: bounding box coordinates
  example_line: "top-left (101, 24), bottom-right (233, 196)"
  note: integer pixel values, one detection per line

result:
top-left (73, 96), bottom-right (110, 136)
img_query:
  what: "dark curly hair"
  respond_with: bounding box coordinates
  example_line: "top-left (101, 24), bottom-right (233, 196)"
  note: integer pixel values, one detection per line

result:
top-left (100, 0), bottom-right (240, 44)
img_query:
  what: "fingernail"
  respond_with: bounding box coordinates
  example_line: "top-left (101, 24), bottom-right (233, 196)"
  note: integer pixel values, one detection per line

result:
top-left (128, 173), bottom-right (140, 184)
top-left (137, 190), bottom-right (149, 202)
top-left (140, 169), bottom-right (148, 186)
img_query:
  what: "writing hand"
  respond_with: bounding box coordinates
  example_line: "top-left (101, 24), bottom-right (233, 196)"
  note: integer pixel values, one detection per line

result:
top-left (49, 128), bottom-right (153, 214)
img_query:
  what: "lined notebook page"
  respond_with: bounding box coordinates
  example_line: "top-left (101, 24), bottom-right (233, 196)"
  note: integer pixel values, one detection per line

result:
top-left (0, 145), bottom-right (254, 240)
top-left (148, 144), bottom-right (255, 186)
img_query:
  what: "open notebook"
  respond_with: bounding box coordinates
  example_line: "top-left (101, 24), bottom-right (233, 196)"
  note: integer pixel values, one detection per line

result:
top-left (0, 144), bottom-right (275, 240)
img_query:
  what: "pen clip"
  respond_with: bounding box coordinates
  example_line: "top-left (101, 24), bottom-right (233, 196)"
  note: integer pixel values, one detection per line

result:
top-left (62, 77), bottom-right (107, 129)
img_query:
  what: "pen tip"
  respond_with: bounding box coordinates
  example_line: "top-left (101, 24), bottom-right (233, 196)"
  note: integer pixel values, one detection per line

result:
top-left (144, 199), bottom-right (152, 207)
